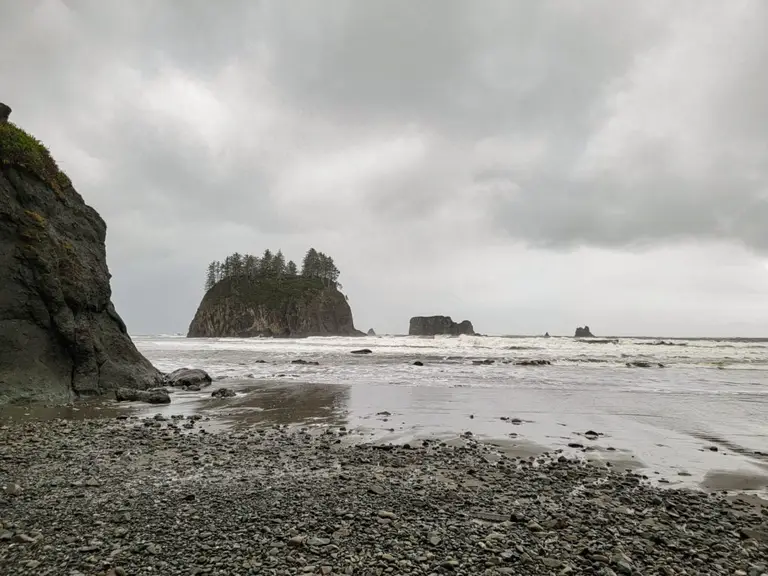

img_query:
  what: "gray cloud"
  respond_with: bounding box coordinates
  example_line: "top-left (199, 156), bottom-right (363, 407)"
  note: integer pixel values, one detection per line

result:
top-left (2, 0), bottom-right (768, 335)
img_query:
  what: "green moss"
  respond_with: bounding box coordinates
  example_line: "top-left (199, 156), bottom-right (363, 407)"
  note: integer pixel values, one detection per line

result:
top-left (0, 122), bottom-right (71, 195)
top-left (210, 276), bottom-right (327, 309)
top-left (24, 210), bottom-right (46, 226)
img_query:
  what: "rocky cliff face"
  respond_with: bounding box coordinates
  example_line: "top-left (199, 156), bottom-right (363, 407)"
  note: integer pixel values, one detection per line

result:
top-left (187, 276), bottom-right (363, 338)
top-left (409, 316), bottom-right (475, 336)
top-left (0, 107), bottom-right (162, 404)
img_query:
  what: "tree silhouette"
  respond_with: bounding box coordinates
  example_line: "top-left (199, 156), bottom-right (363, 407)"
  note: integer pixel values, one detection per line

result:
top-left (273, 250), bottom-right (286, 277)
top-left (204, 247), bottom-right (342, 291)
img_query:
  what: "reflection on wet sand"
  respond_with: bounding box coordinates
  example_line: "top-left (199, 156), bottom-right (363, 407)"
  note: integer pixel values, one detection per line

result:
top-left (208, 381), bottom-right (350, 428)
top-left (702, 470), bottom-right (768, 492)
top-left (0, 401), bottom-right (125, 423)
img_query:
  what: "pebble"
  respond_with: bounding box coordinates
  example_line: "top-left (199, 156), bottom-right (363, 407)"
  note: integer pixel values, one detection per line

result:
top-left (0, 416), bottom-right (765, 576)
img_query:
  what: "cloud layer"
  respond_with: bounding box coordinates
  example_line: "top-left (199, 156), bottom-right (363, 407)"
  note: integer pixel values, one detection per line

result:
top-left (2, 0), bottom-right (767, 335)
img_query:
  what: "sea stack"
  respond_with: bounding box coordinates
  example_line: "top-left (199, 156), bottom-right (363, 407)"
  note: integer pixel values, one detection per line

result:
top-left (574, 326), bottom-right (595, 338)
top-left (187, 276), bottom-right (363, 337)
top-left (0, 103), bottom-right (162, 404)
top-left (409, 315), bottom-right (475, 336)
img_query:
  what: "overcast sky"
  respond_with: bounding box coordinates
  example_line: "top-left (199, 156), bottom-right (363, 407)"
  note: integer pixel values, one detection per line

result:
top-left (3, 0), bottom-right (768, 337)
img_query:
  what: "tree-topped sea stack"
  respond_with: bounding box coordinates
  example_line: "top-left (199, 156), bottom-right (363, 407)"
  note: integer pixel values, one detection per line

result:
top-left (188, 248), bottom-right (363, 337)
top-left (0, 103), bottom-right (162, 404)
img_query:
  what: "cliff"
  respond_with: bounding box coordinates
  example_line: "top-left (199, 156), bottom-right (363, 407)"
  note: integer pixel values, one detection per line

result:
top-left (187, 275), bottom-right (363, 337)
top-left (0, 105), bottom-right (162, 404)
top-left (409, 315), bottom-right (475, 336)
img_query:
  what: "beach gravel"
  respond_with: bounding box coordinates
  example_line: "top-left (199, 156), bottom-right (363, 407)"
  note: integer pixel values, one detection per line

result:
top-left (1, 417), bottom-right (766, 575)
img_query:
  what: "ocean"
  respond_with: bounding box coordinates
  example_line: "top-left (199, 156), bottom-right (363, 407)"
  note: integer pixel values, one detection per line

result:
top-left (133, 333), bottom-right (768, 496)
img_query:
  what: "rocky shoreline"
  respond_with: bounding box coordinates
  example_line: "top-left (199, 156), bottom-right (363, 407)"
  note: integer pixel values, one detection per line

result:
top-left (1, 418), bottom-right (767, 576)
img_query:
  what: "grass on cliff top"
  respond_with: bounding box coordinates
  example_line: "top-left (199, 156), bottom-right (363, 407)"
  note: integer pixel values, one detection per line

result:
top-left (208, 275), bottom-right (331, 309)
top-left (0, 121), bottom-right (71, 194)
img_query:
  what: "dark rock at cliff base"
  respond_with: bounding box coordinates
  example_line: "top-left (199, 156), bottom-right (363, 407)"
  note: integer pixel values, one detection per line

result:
top-left (0, 103), bottom-right (10, 123)
top-left (187, 275), bottom-right (363, 338)
top-left (409, 315), bottom-right (475, 336)
top-left (351, 348), bottom-right (372, 355)
top-left (164, 368), bottom-right (212, 388)
top-left (0, 111), bottom-right (162, 404)
top-left (115, 388), bottom-right (170, 404)
top-left (574, 326), bottom-right (595, 338)
top-left (367, 328), bottom-right (376, 336)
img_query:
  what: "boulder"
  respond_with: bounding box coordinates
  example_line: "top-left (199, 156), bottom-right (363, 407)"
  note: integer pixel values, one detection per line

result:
top-left (409, 316), bottom-right (475, 336)
top-left (164, 368), bottom-right (212, 388)
top-left (211, 387), bottom-right (236, 398)
top-left (574, 326), bottom-right (595, 338)
top-left (115, 387), bottom-right (170, 404)
top-left (351, 348), bottom-right (372, 355)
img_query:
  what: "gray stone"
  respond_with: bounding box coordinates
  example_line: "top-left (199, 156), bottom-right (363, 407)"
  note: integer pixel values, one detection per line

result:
top-left (3, 482), bottom-right (22, 496)
top-left (307, 537), bottom-right (331, 546)
top-left (288, 535), bottom-right (305, 547)
top-left (13, 533), bottom-right (36, 544)
top-left (115, 387), bottom-right (170, 404)
top-left (473, 511), bottom-right (509, 523)
top-left (164, 368), bottom-right (212, 388)
top-left (527, 521), bottom-right (544, 532)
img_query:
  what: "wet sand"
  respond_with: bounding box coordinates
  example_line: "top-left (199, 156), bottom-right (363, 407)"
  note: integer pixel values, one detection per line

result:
top-left (3, 378), bottom-right (767, 501)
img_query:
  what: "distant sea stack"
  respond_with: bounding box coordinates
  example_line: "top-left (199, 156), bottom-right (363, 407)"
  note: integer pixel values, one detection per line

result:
top-left (574, 326), bottom-right (595, 338)
top-left (0, 104), bottom-right (162, 404)
top-left (409, 315), bottom-right (475, 336)
top-left (187, 249), bottom-right (363, 338)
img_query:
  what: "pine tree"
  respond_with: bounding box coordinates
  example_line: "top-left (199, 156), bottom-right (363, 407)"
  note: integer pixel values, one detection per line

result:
top-left (222, 255), bottom-right (232, 279)
top-left (205, 261), bottom-right (216, 291)
top-left (260, 249), bottom-right (273, 276)
top-left (302, 248), bottom-right (319, 277)
top-left (230, 252), bottom-right (243, 276)
top-left (273, 250), bottom-right (286, 277)
top-left (286, 260), bottom-right (298, 276)
top-left (243, 254), bottom-right (256, 278)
